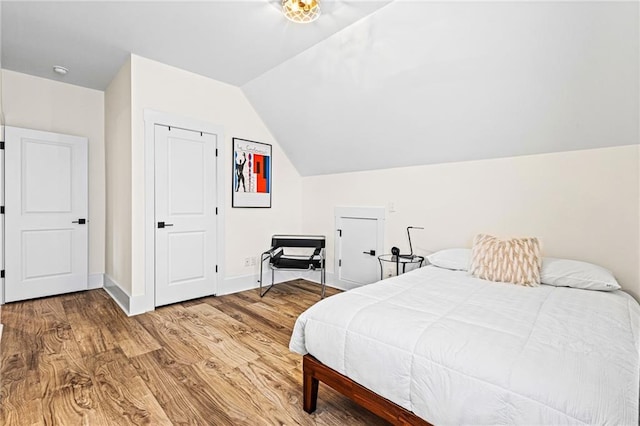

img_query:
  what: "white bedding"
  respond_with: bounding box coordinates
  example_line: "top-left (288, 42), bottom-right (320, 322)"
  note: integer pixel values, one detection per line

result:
top-left (290, 266), bottom-right (640, 425)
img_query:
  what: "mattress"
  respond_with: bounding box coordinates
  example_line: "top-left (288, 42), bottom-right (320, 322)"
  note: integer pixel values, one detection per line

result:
top-left (290, 266), bottom-right (640, 425)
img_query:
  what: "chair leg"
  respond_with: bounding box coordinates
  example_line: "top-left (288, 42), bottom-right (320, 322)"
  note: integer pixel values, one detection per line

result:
top-left (259, 254), bottom-right (275, 297)
top-left (320, 260), bottom-right (326, 299)
top-left (259, 257), bottom-right (264, 297)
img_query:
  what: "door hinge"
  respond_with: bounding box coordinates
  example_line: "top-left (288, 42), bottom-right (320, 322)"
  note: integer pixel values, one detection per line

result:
top-left (1, 270), bottom-right (5, 278)
top-left (215, 265), bottom-right (218, 273)
top-left (215, 207), bottom-right (218, 215)
top-left (338, 259), bottom-right (342, 267)
top-left (215, 148), bottom-right (218, 157)
top-left (0, 141), bottom-right (4, 150)
top-left (168, 126), bottom-right (171, 131)
top-left (1, 206), bottom-right (4, 214)
top-left (337, 229), bottom-right (342, 237)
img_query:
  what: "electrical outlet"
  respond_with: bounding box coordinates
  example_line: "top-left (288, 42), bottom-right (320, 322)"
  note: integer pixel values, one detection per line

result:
top-left (250, 256), bottom-right (257, 266)
top-left (244, 257), bottom-right (250, 267)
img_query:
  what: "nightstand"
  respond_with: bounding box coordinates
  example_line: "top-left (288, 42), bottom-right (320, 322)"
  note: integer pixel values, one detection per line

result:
top-left (378, 254), bottom-right (424, 280)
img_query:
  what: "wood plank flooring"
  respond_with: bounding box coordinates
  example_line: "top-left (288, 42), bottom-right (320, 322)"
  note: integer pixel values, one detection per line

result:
top-left (0, 280), bottom-right (390, 425)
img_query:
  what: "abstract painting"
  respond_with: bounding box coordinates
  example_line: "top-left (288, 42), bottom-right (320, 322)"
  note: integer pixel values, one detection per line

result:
top-left (232, 138), bottom-right (272, 208)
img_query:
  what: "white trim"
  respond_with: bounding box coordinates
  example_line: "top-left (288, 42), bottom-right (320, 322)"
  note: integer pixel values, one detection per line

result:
top-left (217, 274), bottom-right (258, 296)
top-left (110, 269), bottom-right (342, 309)
top-left (128, 294), bottom-right (149, 317)
top-left (103, 274), bottom-right (130, 315)
top-left (88, 273), bottom-right (104, 289)
top-left (297, 270), bottom-right (346, 291)
top-left (143, 109), bottom-right (225, 312)
top-left (335, 206), bottom-right (386, 221)
top-left (0, 125), bottom-right (4, 305)
top-left (103, 274), bottom-right (148, 316)
top-left (218, 270), bottom-right (336, 296)
top-left (334, 206), bottom-right (386, 290)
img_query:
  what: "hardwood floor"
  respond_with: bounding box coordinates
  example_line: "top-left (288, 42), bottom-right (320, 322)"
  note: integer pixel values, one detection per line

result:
top-left (0, 280), bottom-right (390, 425)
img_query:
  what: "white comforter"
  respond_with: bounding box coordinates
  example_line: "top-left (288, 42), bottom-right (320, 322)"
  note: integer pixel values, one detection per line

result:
top-left (290, 266), bottom-right (640, 425)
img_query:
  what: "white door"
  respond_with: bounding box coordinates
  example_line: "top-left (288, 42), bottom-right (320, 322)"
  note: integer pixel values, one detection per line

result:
top-left (155, 125), bottom-right (217, 306)
top-left (336, 208), bottom-right (385, 288)
top-left (5, 127), bottom-right (88, 302)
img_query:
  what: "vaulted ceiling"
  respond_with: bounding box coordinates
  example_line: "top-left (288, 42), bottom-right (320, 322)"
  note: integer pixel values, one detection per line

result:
top-left (2, 1), bottom-right (638, 176)
top-left (243, 1), bottom-right (639, 175)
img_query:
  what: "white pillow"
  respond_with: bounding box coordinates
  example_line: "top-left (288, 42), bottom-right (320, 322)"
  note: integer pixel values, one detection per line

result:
top-left (427, 248), bottom-right (470, 271)
top-left (540, 257), bottom-right (621, 291)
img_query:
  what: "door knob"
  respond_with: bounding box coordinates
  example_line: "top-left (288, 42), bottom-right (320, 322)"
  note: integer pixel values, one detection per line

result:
top-left (157, 222), bottom-right (174, 228)
top-left (363, 250), bottom-right (376, 256)
top-left (72, 218), bottom-right (86, 224)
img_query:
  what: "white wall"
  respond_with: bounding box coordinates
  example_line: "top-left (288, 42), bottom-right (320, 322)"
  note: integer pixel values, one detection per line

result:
top-left (104, 59), bottom-right (132, 292)
top-left (1, 69), bottom-right (106, 275)
top-left (129, 55), bottom-right (302, 296)
top-left (302, 145), bottom-right (640, 299)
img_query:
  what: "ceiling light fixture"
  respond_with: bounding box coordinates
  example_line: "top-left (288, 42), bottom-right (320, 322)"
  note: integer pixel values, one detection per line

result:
top-left (283, 0), bottom-right (320, 24)
top-left (53, 65), bottom-right (69, 75)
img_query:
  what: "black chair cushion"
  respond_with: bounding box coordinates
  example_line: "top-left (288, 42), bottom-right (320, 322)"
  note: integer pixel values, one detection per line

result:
top-left (272, 256), bottom-right (322, 270)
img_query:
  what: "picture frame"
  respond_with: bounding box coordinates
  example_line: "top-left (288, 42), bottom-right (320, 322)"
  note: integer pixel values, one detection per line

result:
top-left (232, 138), bottom-right (272, 208)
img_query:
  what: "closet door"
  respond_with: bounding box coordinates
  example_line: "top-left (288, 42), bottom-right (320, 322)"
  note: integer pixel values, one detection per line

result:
top-left (4, 127), bottom-right (88, 302)
top-left (154, 125), bottom-right (217, 306)
top-left (334, 207), bottom-right (385, 289)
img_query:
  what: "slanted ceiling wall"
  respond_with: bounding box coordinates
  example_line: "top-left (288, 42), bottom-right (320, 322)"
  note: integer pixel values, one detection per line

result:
top-left (243, 1), bottom-right (639, 176)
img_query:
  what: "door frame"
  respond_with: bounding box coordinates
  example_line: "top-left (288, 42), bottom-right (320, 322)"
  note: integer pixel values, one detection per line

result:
top-left (143, 110), bottom-right (224, 312)
top-left (334, 206), bottom-right (385, 289)
top-left (0, 126), bottom-right (4, 304)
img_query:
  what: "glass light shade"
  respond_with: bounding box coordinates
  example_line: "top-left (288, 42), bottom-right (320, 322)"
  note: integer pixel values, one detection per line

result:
top-left (283, 0), bottom-right (320, 23)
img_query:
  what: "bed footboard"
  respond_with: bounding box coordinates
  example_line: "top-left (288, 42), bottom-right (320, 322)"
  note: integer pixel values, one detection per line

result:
top-left (302, 354), bottom-right (432, 425)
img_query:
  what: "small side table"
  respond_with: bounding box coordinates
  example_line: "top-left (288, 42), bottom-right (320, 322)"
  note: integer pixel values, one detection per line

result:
top-left (378, 254), bottom-right (425, 279)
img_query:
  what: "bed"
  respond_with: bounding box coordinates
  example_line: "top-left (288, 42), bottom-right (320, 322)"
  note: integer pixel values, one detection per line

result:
top-left (290, 264), bottom-right (640, 425)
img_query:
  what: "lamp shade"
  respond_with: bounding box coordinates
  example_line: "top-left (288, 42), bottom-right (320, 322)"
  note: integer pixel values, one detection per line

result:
top-left (283, 0), bottom-right (321, 23)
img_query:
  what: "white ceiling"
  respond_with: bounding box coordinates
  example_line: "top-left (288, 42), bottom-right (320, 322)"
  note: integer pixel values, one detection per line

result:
top-left (243, 1), bottom-right (639, 175)
top-left (2, 1), bottom-right (638, 176)
top-left (1, 0), bottom-right (390, 89)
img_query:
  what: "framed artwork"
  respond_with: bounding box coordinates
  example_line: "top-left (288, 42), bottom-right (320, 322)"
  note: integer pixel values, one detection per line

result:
top-left (232, 138), bottom-right (272, 208)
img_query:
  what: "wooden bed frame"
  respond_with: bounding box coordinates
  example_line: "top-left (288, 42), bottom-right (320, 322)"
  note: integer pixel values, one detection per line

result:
top-left (303, 354), bottom-right (432, 426)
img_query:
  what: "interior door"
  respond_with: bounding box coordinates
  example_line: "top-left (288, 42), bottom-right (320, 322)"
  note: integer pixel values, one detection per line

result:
top-left (5, 126), bottom-right (88, 302)
top-left (337, 217), bottom-right (380, 287)
top-left (155, 125), bottom-right (217, 306)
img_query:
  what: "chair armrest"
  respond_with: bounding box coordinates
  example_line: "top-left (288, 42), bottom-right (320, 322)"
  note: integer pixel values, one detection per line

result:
top-left (262, 247), bottom-right (283, 258)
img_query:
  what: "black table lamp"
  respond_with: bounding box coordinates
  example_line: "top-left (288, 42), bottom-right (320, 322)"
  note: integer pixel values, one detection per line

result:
top-left (401, 226), bottom-right (424, 259)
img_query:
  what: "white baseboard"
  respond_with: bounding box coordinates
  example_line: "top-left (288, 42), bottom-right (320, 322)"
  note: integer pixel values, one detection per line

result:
top-left (217, 274), bottom-right (259, 296)
top-left (325, 278), bottom-right (361, 291)
top-left (103, 274), bottom-right (149, 317)
top-left (304, 271), bottom-right (366, 292)
top-left (103, 274), bottom-right (129, 314)
top-left (103, 270), bottom-right (348, 315)
top-left (88, 273), bottom-right (104, 289)
top-left (219, 270), bottom-right (343, 296)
